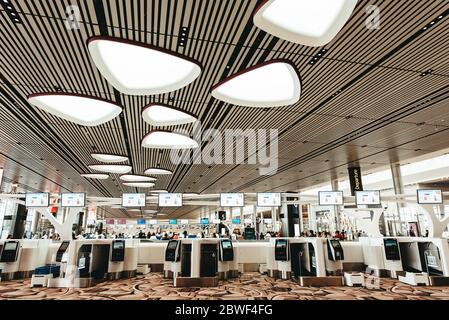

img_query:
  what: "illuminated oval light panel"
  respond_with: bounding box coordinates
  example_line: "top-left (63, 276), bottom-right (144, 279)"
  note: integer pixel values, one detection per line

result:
top-left (150, 190), bottom-right (168, 193)
top-left (253, 0), bottom-right (358, 47)
top-left (141, 131), bottom-right (198, 149)
top-left (88, 164), bottom-right (132, 174)
top-left (27, 93), bottom-right (122, 126)
top-left (87, 36), bottom-right (202, 95)
top-left (211, 60), bottom-right (301, 107)
top-left (123, 182), bottom-right (155, 188)
top-left (80, 173), bottom-right (109, 179)
top-left (142, 104), bottom-right (197, 126)
top-left (144, 168), bottom-right (173, 175)
top-left (120, 175), bottom-right (156, 182)
top-left (91, 153), bottom-right (128, 163)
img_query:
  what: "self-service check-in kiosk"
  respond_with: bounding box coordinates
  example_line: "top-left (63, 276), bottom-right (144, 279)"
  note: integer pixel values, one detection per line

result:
top-left (164, 240), bottom-right (181, 278)
top-left (325, 239), bottom-right (344, 275)
top-left (218, 239), bottom-right (236, 279)
top-left (0, 241), bottom-right (20, 280)
top-left (31, 241), bottom-right (70, 287)
top-left (360, 237), bottom-right (403, 278)
top-left (107, 240), bottom-right (125, 280)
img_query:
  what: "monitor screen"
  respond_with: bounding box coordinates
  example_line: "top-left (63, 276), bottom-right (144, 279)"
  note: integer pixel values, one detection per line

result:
top-left (275, 239), bottom-right (287, 249)
top-left (355, 190), bottom-right (381, 205)
top-left (257, 193), bottom-right (281, 207)
top-left (122, 193), bottom-right (146, 207)
top-left (148, 220), bottom-right (157, 225)
top-left (180, 219), bottom-right (189, 224)
top-left (58, 241), bottom-right (69, 252)
top-left (212, 219), bottom-right (221, 224)
top-left (4, 242), bottom-right (18, 251)
top-left (158, 193), bottom-right (183, 207)
top-left (232, 218), bottom-right (241, 224)
top-left (167, 240), bottom-right (178, 250)
top-left (105, 218), bottom-right (115, 225)
top-left (264, 218), bottom-right (273, 224)
top-left (221, 240), bottom-right (232, 249)
top-left (417, 189), bottom-right (443, 204)
top-left (220, 193), bottom-right (244, 207)
top-left (137, 219), bottom-right (146, 225)
top-left (61, 193), bottom-right (85, 207)
top-left (330, 239), bottom-right (341, 250)
top-left (25, 193), bottom-right (50, 207)
top-left (169, 219), bottom-right (177, 225)
top-left (113, 241), bottom-right (124, 249)
top-left (200, 218), bottom-right (209, 225)
top-left (319, 191), bottom-right (344, 206)
top-left (117, 218), bottom-right (126, 225)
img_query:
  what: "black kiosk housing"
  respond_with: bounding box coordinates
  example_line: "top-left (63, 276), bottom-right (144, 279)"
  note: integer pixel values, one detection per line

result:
top-left (219, 239), bottom-right (234, 261)
top-left (55, 241), bottom-right (70, 262)
top-left (327, 239), bottom-right (344, 261)
top-left (383, 238), bottom-right (401, 261)
top-left (110, 240), bottom-right (125, 262)
top-left (0, 241), bottom-right (20, 263)
top-left (165, 240), bottom-right (180, 262)
top-left (274, 239), bottom-right (289, 261)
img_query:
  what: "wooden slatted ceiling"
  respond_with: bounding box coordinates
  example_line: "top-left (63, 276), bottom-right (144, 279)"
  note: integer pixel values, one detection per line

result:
top-left (1, 0), bottom-right (449, 219)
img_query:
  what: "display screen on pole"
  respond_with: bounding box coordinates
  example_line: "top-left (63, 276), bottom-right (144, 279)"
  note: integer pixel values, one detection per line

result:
top-left (417, 189), bottom-right (443, 204)
top-left (105, 218), bottom-right (115, 225)
top-left (158, 193), bottom-right (182, 207)
top-left (148, 220), bottom-right (157, 225)
top-left (25, 193), bottom-right (50, 207)
top-left (200, 217), bottom-right (209, 224)
top-left (318, 191), bottom-right (344, 206)
top-left (355, 190), bottom-right (381, 205)
top-left (169, 219), bottom-right (177, 225)
top-left (257, 192), bottom-right (281, 207)
top-left (232, 218), bottom-right (241, 224)
top-left (180, 219), bottom-right (189, 224)
top-left (117, 218), bottom-right (126, 225)
top-left (122, 193), bottom-right (146, 207)
top-left (137, 219), bottom-right (146, 225)
top-left (220, 193), bottom-right (244, 207)
top-left (61, 193), bottom-right (86, 207)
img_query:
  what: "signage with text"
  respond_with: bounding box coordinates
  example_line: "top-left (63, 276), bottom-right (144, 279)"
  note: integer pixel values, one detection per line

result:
top-left (122, 193), bottom-right (146, 207)
top-left (257, 192), bottom-right (281, 207)
top-left (318, 191), bottom-right (344, 206)
top-left (355, 190), bottom-right (381, 205)
top-left (26, 193), bottom-right (50, 207)
top-left (158, 193), bottom-right (183, 207)
top-left (220, 193), bottom-right (244, 207)
top-left (417, 189), bottom-right (443, 204)
top-left (61, 193), bottom-right (85, 207)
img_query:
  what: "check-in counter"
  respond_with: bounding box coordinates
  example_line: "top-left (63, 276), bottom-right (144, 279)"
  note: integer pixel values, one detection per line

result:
top-left (17, 239), bottom-right (51, 278)
top-left (138, 241), bottom-right (166, 272)
top-left (235, 241), bottom-right (268, 272)
top-left (122, 239), bottom-right (139, 278)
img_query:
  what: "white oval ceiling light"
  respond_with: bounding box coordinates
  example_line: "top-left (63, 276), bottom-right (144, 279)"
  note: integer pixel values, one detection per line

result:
top-left (87, 36), bottom-right (202, 95)
top-left (141, 130), bottom-right (199, 149)
top-left (253, 0), bottom-right (358, 47)
top-left (144, 168), bottom-right (173, 175)
top-left (27, 93), bottom-right (122, 126)
top-left (120, 175), bottom-right (156, 182)
top-left (91, 153), bottom-right (128, 163)
top-left (80, 173), bottom-right (109, 179)
top-left (150, 190), bottom-right (168, 194)
top-left (88, 164), bottom-right (132, 174)
top-left (123, 182), bottom-right (155, 188)
top-left (141, 103), bottom-right (197, 126)
top-left (211, 60), bottom-right (301, 107)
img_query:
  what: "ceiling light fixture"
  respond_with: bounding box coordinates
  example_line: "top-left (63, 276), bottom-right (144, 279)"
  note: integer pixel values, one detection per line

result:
top-left (88, 164), bottom-right (132, 174)
top-left (141, 103), bottom-right (197, 126)
top-left (120, 175), bottom-right (156, 182)
top-left (144, 168), bottom-right (173, 175)
top-left (87, 36), bottom-right (202, 95)
top-left (27, 93), bottom-right (122, 126)
top-left (141, 130), bottom-right (198, 149)
top-left (91, 153), bottom-right (129, 163)
top-left (211, 60), bottom-right (301, 107)
top-left (253, 0), bottom-right (358, 47)
top-left (123, 182), bottom-right (156, 188)
top-left (150, 190), bottom-right (168, 193)
top-left (80, 173), bottom-right (109, 179)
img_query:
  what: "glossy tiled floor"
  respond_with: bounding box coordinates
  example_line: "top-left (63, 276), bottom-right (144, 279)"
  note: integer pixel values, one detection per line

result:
top-left (1, 273), bottom-right (449, 300)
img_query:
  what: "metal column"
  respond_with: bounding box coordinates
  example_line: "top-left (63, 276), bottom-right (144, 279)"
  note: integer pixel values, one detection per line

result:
top-left (331, 179), bottom-right (341, 232)
top-left (391, 163), bottom-right (404, 236)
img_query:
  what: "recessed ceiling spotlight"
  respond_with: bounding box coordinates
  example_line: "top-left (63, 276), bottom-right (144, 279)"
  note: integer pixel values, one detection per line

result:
top-left (123, 182), bottom-right (155, 188)
top-left (80, 173), bottom-right (109, 179)
top-left (144, 168), bottom-right (173, 175)
top-left (120, 175), bottom-right (156, 182)
top-left (211, 60), bottom-right (301, 107)
top-left (141, 103), bottom-right (197, 126)
top-left (141, 130), bottom-right (198, 149)
top-left (87, 36), bottom-right (202, 95)
top-left (27, 93), bottom-right (122, 126)
top-left (88, 164), bottom-right (132, 174)
top-left (91, 153), bottom-right (128, 163)
top-left (253, 0), bottom-right (358, 47)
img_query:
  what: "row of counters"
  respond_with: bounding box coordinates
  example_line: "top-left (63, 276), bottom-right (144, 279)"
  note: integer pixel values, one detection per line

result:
top-left (1, 237), bottom-right (448, 287)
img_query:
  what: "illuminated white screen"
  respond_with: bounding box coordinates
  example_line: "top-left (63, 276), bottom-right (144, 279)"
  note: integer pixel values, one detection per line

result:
top-left (61, 193), bottom-right (85, 207)
top-left (26, 193), bottom-right (50, 207)
top-left (122, 193), bottom-right (146, 207)
top-left (220, 193), bottom-right (244, 207)
top-left (180, 219), bottom-right (189, 224)
top-left (158, 193), bottom-right (183, 207)
top-left (355, 190), bottom-right (381, 205)
top-left (319, 191), bottom-right (343, 205)
top-left (257, 193), bottom-right (281, 207)
top-left (417, 189), bottom-right (443, 204)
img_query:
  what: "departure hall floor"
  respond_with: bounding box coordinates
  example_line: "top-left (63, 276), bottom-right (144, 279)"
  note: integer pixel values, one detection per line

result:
top-left (1, 273), bottom-right (449, 300)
